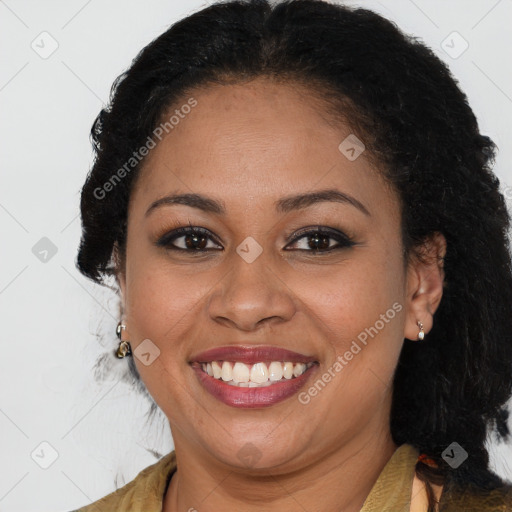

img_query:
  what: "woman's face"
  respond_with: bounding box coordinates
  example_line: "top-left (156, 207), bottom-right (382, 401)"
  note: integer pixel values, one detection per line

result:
top-left (117, 77), bottom-right (435, 472)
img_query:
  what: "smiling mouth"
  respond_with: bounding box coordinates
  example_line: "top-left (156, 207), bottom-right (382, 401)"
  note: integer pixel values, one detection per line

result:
top-left (189, 345), bottom-right (319, 407)
top-left (197, 360), bottom-right (316, 387)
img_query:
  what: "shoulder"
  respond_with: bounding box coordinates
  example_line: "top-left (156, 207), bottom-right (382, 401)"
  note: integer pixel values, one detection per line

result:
top-left (69, 451), bottom-right (177, 512)
top-left (439, 480), bottom-right (512, 511)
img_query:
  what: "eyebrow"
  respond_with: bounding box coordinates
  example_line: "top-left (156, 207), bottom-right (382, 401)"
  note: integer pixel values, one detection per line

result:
top-left (145, 188), bottom-right (370, 217)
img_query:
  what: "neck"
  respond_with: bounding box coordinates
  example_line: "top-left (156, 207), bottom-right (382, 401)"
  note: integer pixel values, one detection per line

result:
top-left (163, 427), bottom-right (398, 512)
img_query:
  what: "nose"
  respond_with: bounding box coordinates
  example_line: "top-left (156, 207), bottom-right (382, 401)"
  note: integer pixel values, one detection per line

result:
top-left (207, 251), bottom-right (296, 332)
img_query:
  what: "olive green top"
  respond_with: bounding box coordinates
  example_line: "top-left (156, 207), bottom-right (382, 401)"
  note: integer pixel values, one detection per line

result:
top-left (360, 443), bottom-right (418, 510)
top-left (71, 443), bottom-right (512, 511)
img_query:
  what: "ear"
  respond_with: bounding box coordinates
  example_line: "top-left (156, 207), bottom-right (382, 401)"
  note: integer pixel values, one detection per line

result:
top-left (404, 232), bottom-right (447, 341)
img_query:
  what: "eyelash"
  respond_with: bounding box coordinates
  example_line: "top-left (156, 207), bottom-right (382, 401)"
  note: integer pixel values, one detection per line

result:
top-left (155, 224), bottom-right (356, 254)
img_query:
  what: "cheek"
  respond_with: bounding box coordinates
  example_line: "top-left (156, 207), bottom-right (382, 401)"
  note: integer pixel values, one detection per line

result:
top-left (295, 260), bottom-right (405, 437)
top-left (297, 250), bottom-right (405, 349)
top-left (124, 259), bottom-right (204, 413)
top-left (123, 250), bottom-right (203, 364)
top-left (314, 254), bottom-right (405, 395)
top-left (298, 256), bottom-right (405, 421)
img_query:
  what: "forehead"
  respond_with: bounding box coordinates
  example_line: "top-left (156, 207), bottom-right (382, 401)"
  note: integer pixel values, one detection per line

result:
top-left (129, 78), bottom-right (397, 220)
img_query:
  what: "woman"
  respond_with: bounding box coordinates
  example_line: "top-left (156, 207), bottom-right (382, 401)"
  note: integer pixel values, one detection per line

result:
top-left (72, 0), bottom-right (512, 510)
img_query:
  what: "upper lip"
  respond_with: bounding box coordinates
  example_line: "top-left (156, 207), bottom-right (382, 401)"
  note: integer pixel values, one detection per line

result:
top-left (189, 345), bottom-right (318, 365)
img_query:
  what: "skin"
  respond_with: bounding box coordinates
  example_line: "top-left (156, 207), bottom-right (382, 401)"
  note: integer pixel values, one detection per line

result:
top-left (115, 77), bottom-right (446, 512)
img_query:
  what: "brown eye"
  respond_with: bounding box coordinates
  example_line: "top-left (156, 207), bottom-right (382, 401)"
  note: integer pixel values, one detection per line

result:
top-left (155, 225), bottom-right (355, 254)
top-left (285, 226), bottom-right (355, 253)
top-left (156, 227), bottom-right (223, 251)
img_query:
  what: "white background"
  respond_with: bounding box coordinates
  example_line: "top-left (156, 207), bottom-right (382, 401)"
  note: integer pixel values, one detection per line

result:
top-left (1, 1), bottom-right (511, 511)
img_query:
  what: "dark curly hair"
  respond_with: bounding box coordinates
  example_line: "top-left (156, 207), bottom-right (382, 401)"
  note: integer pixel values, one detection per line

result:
top-left (76, 0), bottom-right (512, 509)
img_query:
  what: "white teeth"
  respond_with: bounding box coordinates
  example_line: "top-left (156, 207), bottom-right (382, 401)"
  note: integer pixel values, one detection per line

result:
top-left (250, 362), bottom-right (269, 383)
top-left (250, 380), bottom-right (272, 387)
top-left (293, 363), bottom-right (305, 377)
top-left (232, 362), bottom-right (250, 383)
top-left (200, 360), bottom-right (314, 386)
top-left (221, 361), bottom-right (233, 382)
top-left (268, 361), bottom-right (283, 381)
top-left (283, 362), bottom-right (294, 379)
top-left (211, 361), bottom-right (222, 379)
top-left (226, 380), bottom-right (273, 387)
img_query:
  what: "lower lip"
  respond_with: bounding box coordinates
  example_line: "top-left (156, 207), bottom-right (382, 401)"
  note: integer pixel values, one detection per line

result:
top-left (192, 364), bottom-right (318, 408)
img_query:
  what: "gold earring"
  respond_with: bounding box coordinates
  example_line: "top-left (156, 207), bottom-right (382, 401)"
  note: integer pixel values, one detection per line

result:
top-left (417, 320), bottom-right (425, 341)
top-left (116, 322), bottom-right (132, 358)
